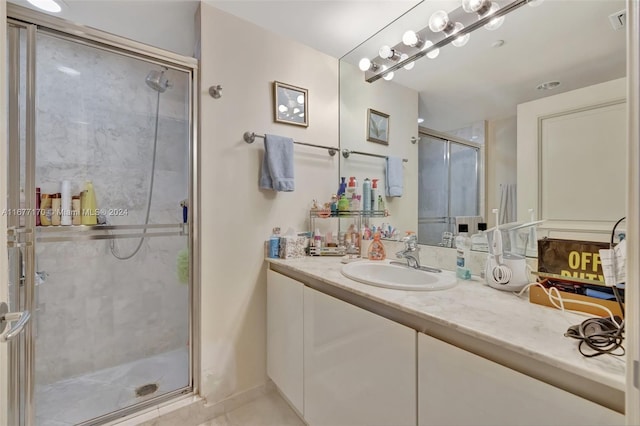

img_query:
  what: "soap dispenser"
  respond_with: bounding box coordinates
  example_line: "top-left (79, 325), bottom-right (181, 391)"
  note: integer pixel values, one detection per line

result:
top-left (367, 232), bottom-right (386, 260)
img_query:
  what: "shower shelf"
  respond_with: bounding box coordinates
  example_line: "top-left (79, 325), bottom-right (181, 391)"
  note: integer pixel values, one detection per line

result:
top-left (35, 223), bottom-right (188, 243)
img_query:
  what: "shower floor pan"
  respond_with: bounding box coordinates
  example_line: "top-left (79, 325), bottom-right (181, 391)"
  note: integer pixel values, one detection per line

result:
top-left (35, 347), bottom-right (189, 426)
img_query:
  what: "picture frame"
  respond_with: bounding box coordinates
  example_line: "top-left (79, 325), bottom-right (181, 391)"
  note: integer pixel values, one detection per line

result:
top-left (367, 108), bottom-right (390, 145)
top-left (273, 81), bottom-right (308, 127)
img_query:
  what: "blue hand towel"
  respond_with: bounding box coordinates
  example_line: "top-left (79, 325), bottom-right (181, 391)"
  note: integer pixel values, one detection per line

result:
top-left (385, 156), bottom-right (403, 197)
top-left (259, 134), bottom-right (295, 192)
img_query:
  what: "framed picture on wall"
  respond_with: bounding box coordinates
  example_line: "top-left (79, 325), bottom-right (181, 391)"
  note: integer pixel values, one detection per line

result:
top-left (273, 81), bottom-right (308, 127)
top-left (367, 108), bottom-right (389, 145)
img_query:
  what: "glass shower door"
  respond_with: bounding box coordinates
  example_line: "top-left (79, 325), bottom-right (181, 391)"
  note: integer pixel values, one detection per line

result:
top-left (32, 32), bottom-right (192, 425)
top-left (6, 16), bottom-right (194, 425)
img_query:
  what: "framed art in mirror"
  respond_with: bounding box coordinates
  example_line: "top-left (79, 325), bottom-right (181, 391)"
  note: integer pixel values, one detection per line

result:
top-left (367, 108), bottom-right (389, 145)
top-left (273, 81), bottom-right (308, 127)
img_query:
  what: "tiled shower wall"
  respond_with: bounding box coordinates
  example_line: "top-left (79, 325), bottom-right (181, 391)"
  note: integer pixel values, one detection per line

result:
top-left (31, 33), bottom-right (190, 385)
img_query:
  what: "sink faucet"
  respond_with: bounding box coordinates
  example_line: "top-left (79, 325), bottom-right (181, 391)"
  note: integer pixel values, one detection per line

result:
top-left (396, 233), bottom-right (421, 269)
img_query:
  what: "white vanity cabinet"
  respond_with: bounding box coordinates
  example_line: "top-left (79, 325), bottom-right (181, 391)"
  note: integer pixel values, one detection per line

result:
top-left (417, 333), bottom-right (624, 426)
top-left (266, 270), bottom-right (304, 415)
top-left (303, 285), bottom-right (416, 426)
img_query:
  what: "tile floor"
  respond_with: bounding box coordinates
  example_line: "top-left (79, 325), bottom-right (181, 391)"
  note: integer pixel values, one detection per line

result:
top-left (197, 391), bottom-right (304, 426)
top-left (36, 348), bottom-right (189, 426)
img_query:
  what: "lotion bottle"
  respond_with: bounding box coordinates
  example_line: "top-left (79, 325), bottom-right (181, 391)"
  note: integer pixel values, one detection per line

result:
top-left (81, 181), bottom-right (97, 225)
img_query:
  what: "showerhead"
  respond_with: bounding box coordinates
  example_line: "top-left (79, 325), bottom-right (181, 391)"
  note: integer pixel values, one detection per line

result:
top-left (145, 69), bottom-right (170, 93)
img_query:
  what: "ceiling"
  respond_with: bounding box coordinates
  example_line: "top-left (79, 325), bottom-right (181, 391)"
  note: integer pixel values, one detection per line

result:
top-left (209, 0), bottom-right (422, 58)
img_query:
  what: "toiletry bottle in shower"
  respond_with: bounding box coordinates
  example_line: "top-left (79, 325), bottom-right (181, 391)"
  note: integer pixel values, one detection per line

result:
top-left (40, 193), bottom-right (52, 226)
top-left (81, 181), bottom-right (97, 225)
top-left (71, 195), bottom-right (81, 225)
top-left (51, 194), bottom-right (61, 226)
top-left (60, 180), bottom-right (72, 226)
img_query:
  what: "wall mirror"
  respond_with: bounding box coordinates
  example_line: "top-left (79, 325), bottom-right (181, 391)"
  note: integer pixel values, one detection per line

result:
top-left (339, 0), bottom-right (627, 256)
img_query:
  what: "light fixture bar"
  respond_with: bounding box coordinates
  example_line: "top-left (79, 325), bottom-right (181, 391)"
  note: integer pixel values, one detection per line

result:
top-left (365, 0), bottom-right (530, 83)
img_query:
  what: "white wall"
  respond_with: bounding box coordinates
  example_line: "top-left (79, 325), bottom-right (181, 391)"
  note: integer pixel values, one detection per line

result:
top-left (517, 77), bottom-right (626, 240)
top-left (339, 61), bottom-right (419, 235)
top-left (486, 116), bottom-right (517, 228)
top-left (199, 2), bottom-right (339, 402)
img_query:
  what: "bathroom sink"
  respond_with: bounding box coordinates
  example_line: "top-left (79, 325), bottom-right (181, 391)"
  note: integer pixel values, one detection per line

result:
top-left (341, 261), bottom-right (457, 291)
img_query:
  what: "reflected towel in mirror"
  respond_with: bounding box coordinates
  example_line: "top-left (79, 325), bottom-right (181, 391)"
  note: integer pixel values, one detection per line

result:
top-left (385, 156), bottom-right (403, 197)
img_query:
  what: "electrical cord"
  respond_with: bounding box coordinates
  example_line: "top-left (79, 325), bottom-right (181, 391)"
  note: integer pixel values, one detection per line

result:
top-left (564, 316), bottom-right (624, 358)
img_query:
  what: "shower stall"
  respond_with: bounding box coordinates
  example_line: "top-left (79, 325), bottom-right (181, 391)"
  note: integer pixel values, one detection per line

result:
top-left (3, 5), bottom-right (198, 426)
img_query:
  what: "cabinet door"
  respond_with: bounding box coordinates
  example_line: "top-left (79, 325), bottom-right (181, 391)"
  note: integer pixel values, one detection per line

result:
top-left (304, 286), bottom-right (416, 426)
top-left (267, 270), bottom-right (304, 414)
top-left (418, 333), bottom-right (624, 426)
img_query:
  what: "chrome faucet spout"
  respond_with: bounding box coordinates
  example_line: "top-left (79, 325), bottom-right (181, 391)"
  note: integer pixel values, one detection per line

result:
top-left (396, 233), bottom-right (421, 268)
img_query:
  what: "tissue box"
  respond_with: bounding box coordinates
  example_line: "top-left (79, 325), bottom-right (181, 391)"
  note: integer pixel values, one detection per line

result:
top-left (279, 235), bottom-right (307, 259)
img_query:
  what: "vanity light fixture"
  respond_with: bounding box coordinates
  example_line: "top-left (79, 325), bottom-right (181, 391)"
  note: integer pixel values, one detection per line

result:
top-left (359, 0), bottom-right (541, 83)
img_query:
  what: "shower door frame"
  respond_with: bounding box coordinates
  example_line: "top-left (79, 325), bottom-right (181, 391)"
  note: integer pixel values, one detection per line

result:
top-left (5, 4), bottom-right (201, 425)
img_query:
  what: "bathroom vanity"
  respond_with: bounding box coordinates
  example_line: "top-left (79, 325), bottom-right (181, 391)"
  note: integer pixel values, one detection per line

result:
top-left (266, 257), bottom-right (625, 426)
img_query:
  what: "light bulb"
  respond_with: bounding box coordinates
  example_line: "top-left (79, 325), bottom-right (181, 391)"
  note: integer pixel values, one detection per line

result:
top-left (402, 30), bottom-right (418, 47)
top-left (379, 45), bottom-right (392, 59)
top-left (462, 0), bottom-right (488, 13)
top-left (293, 107), bottom-right (300, 114)
top-left (451, 22), bottom-right (470, 47)
top-left (278, 105), bottom-right (288, 113)
top-left (359, 57), bottom-right (372, 71)
top-left (528, 0), bottom-right (544, 7)
top-left (422, 40), bottom-right (440, 59)
top-left (27, 0), bottom-right (62, 13)
top-left (429, 10), bottom-right (450, 33)
top-left (296, 95), bottom-right (304, 104)
top-left (383, 71), bottom-right (394, 81)
top-left (400, 53), bottom-right (415, 70)
top-left (484, 2), bottom-right (505, 30)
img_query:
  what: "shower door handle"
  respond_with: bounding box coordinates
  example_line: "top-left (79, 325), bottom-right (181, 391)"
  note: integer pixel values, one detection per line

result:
top-left (0, 302), bottom-right (31, 342)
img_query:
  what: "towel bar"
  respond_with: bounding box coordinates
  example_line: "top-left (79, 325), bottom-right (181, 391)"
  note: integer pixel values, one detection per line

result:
top-left (243, 131), bottom-right (338, 156)
top-left (341, 149), bottom-right (408, 163)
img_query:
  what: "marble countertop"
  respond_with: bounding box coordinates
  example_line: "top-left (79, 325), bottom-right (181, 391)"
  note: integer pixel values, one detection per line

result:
top-left (267, 256), bottom-right (626, 393)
